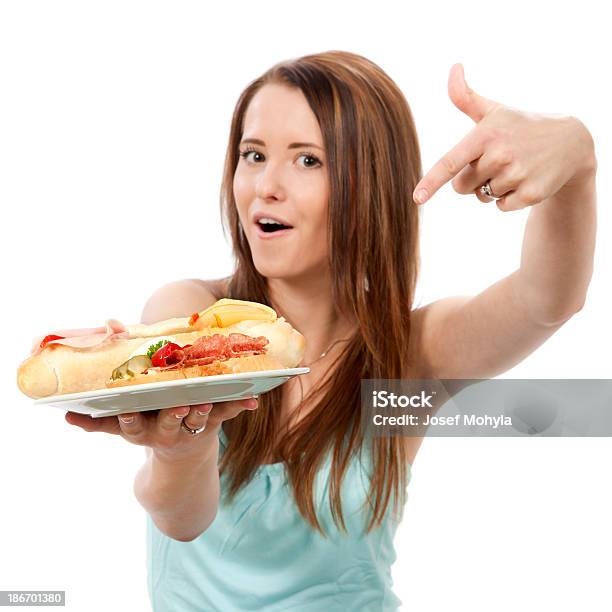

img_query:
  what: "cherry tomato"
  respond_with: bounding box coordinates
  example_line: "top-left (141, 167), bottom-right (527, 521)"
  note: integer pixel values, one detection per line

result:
top-left (40, 334), bottom-right (65, 350)
top-left (151, 342), bottom-right (182, 367)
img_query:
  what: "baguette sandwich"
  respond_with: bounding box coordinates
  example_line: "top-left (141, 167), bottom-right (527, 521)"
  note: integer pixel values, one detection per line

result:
top-left (17, 298), bottom-right (305, 399)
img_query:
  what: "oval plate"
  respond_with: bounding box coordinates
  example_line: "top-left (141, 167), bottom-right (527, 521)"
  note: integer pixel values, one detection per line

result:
top-left (33, 367), bottom-right (310, 418)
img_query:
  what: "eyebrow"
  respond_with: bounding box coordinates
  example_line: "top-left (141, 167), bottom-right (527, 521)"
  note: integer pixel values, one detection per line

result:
top-left (240, 138), bottom-right (323, 150)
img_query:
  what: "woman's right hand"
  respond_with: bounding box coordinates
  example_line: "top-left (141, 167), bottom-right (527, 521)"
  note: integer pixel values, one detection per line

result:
top-left (64, 398), bottom-right (258, 462)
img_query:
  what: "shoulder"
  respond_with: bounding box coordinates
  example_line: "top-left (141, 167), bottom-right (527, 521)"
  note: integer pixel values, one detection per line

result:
top-left (140, 276), bottom-right (232, 324)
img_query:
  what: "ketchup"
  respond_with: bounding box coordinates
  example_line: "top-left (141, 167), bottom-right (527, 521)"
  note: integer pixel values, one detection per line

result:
top-left (40, 334), bottom-right (65, 350)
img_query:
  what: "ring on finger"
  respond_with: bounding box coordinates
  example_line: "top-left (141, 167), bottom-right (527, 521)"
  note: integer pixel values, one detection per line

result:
top-left (180, 420), bottom-right (206, 435)
top-left (479, 180), bottom-right (502, 200)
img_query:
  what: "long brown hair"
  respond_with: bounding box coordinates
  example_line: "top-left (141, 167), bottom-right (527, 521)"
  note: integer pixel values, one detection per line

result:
top-left (217, 50), bottom-right (422, 536)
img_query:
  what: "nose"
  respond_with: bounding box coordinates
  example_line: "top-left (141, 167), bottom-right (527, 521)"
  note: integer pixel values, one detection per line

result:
top-left (255, 159), bottom-right (286, 201)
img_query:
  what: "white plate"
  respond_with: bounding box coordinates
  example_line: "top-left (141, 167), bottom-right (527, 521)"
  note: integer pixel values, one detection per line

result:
top-left (33, 367), bottom-right (310, 418)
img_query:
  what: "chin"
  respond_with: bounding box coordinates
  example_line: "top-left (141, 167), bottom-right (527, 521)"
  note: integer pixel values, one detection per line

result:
top-left (258, 267), bottom-right (303, 282)
top-left (252, 257), bottom-right (313, 282)
top-left (251, 255), bottom-right (291, 279)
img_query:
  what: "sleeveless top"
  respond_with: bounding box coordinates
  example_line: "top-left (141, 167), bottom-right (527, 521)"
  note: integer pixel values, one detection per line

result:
top-left (146, 425), bottom-right (411, 611)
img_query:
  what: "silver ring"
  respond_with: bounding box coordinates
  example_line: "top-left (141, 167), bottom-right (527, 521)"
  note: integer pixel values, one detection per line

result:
top-left (479, 180), bottom-right (500, 199)
top-left (180, 420), bottom-right (206, 435)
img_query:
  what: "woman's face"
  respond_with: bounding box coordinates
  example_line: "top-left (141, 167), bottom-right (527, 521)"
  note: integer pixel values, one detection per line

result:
top-left (233, 83), bottom-right (329, 281)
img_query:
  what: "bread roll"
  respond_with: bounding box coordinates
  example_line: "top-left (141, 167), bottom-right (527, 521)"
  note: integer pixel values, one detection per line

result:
top-left (17, 301), bottom-right (305, 399)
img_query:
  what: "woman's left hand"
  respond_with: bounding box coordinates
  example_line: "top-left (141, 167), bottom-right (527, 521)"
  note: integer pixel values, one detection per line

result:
top-left (413, 64), bottom-right (597, 210)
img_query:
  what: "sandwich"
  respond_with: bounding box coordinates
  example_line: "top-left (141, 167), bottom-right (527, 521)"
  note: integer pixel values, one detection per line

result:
top-left (17, 298), bottom-right (305, 399)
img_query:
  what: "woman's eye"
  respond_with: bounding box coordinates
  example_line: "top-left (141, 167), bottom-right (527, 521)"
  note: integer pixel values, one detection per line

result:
top-left (297, 154), bottom-right (322, 168)
top-left (239, 149), bottom-right (322, 169)
top-left (240, 150), bottom-right (263, 163)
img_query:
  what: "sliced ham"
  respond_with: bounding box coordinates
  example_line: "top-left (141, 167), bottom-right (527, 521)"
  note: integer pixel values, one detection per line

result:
top-left (30, 319), bottom-right (129, 356)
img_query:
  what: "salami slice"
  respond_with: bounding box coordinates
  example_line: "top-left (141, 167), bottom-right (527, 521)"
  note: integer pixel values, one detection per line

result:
top-left (155, 333), bottom-right (268, 372)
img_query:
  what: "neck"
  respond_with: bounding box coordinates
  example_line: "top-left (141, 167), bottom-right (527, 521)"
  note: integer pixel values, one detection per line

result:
top-left (266, 270), bottom-right (356, 364)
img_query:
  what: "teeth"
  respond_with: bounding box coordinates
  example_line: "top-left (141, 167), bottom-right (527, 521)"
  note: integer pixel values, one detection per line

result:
top-left (259, 218), bottom-right (286, 225)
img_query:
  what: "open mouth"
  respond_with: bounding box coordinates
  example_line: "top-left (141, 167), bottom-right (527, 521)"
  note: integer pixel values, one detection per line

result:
top-left (256, 221), bottom-right (293, 233)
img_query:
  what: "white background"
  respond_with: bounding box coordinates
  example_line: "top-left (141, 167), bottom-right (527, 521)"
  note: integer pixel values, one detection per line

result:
top-left (1, 1), bottom-right (610, 610)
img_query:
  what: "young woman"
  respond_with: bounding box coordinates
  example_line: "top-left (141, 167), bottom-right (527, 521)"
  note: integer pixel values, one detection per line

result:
top-left (65, 51), bottom-right (597, 611)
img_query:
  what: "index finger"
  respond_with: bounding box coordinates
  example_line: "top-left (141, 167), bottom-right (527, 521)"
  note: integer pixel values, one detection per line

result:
top-left (413, 126), bottom-right (489, 204)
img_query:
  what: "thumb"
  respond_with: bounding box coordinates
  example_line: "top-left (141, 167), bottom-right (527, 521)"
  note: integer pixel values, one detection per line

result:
top-left (448, 63), bottom-right (500, 123)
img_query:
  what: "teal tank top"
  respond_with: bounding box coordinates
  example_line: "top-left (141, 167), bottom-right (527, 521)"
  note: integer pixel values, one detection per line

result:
top-left (146, 425), bottom-right (411, 611)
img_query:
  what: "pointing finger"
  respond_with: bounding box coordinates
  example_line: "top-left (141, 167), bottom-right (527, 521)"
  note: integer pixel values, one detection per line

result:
top-left (413, 126), bottom-right (491, 204)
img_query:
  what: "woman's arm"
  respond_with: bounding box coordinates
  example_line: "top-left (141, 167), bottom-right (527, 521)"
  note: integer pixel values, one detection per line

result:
top-left (134, 278), bottom-right (224, 541)
top-left (135, 443), bottom-right (220, 542)
top-left (67, 278), bottom-right (253, 541)
top-left (409, 65), bottom-right (597, 379)
top-left (412, 166), bottom-right (597, 379)
top-left (515, 167), bottom-right (596, 325)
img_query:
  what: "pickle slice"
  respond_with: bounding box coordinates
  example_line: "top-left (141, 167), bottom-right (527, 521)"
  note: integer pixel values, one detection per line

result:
top-left (126, 354), bottom-right (153, 377)
top-left (111, 355), bottom-right (153, 380)
top-left (111, 361), bottom-right (129, 380)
